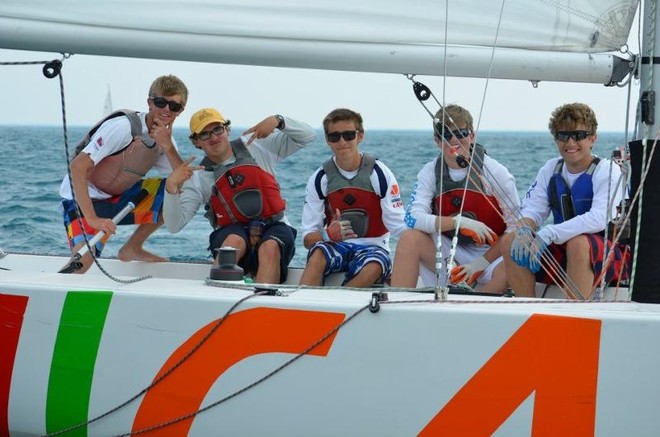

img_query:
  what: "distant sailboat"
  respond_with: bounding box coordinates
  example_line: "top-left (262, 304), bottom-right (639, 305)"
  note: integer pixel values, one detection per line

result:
top-left (102, 84), bottom-right (112, 116)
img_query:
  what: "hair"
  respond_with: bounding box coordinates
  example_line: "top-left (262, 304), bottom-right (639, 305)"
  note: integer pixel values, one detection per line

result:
top-left (323, 108), bottom-right (364, 133)
top-left (148, 75), bottom-right (189, 105)
top-left (434, 104), bottom-right (474, 137)
top-left (548, 102), bottom-right (598, 134)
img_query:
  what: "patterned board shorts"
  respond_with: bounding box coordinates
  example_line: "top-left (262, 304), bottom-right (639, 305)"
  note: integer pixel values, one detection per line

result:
top-left (535, 233), bottom-right (630, 286)
top-left (308, 240), bottom-right (392, 285)
top-left (61, 178), bottom-right (166, 256)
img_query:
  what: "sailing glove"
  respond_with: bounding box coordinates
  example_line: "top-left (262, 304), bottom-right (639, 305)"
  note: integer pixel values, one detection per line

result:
top-left (326, 219), bottom-right (357, 241)
top-left (452, 215), bottom-right (498, 246)
top-left (510, 226), bottom-right (549, 273)
top-left (449, 255), bottom-right (489, 286)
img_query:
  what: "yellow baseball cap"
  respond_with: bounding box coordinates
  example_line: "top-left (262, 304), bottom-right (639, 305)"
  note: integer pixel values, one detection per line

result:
top-left (189, 108), bottom-right (227, 135)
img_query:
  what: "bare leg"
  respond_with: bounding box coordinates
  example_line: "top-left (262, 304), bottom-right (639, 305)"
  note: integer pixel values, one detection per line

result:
top-left (62, 241), bottom-right (94, 274)
top-left (345, 262), bottom-right (383, 287)
top-left (390, 229), bottom-right (437, 288)
top-left (118, 223), bottom-right (167, 262)
top-left (299, 249), bottom-right (327, 286)
top-left (500, 232), bottom-right (536, 297)
top-left (255, 239), bottom-right (281, 284)
top-left (214, 234), bottom-right (248, 267)
top-left (565, 235), bottom-right (594, 298)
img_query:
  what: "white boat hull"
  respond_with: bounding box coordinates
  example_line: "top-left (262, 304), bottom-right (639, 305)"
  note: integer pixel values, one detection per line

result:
top-left (0, 253), bottom-right (655, 436)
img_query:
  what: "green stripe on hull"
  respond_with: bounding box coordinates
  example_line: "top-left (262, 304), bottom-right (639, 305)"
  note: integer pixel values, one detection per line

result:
top-left (46, 292), bottom-right (113, 436)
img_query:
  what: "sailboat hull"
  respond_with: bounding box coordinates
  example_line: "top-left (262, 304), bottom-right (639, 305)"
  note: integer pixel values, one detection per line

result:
top-left (0, 254), bottom-right (657, 436)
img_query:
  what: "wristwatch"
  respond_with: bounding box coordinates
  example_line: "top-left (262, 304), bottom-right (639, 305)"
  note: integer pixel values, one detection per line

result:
top-left (275, 114), bottom-right (285, 130)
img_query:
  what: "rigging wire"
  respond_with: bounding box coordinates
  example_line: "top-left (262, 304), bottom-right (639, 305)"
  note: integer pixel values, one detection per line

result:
top-left (402, 0), bottom-right (639, 300)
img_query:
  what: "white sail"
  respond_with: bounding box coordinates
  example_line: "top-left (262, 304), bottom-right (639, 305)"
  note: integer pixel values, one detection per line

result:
top-left (0, 0), bottom-right (639, 83)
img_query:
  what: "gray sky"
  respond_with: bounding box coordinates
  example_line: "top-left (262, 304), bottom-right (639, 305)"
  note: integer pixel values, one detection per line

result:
top-left (0, 47), bottom-right (639, 132)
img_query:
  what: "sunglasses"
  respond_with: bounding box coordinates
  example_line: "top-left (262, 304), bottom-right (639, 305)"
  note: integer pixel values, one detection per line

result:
top-left (439, 127), bottom-right (471, 142)
top-left (150, 96), bottom-right (184, 112)
top-left (554, 130), bottom-right (592, 142)
top-left (196, 125), bottom-right (226, 141)
top-left (326, 130), bottom-right (359, 143)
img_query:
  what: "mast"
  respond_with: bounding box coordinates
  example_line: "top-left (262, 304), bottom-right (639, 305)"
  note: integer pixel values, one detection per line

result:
top-left (630, 0), bottom-right (660, 302)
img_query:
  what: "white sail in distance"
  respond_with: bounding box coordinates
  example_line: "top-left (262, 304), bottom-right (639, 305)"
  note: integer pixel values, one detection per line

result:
top-left (103, 84), bottom-right (112, 117)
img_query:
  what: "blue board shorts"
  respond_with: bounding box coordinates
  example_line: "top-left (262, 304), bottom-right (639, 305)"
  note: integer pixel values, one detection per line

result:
top-left (306, 241), bottom-right (391, 285)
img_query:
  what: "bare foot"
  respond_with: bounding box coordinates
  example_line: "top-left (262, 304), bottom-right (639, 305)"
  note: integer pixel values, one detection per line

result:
top-left (118, 246), bottom-right (168, 262)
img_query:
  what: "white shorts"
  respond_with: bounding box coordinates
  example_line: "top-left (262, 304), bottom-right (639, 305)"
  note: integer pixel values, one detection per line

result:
top-left (418, 234), bottom-right (503, 287)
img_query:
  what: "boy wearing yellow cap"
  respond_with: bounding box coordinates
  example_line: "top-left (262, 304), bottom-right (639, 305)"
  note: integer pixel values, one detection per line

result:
top-left (163, 108), bottom-right (316, 283)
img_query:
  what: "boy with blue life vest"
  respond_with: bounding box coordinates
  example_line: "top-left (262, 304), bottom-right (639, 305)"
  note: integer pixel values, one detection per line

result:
top-left (390, 104), bottom-right (519, 291)
top-left (299, 108), bottom-right (406, 286)
top-left (60, 74), bottom-right (188, 273)
top-left (499, 102), bottom-right (630, 298)
top-left (163, 108), bottom-right (316, 284)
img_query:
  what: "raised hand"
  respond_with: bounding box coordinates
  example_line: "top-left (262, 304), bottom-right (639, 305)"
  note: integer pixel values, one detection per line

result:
top-left (510, 226), bottom-right (548, 273)
top-left (243, 115), bottom-right (280, 145)
top-left (149, 118), bottom-right (174, 151)
top-left (449, 255), bottom-right (489, 286)
top-left (165, 156), bottom-right (203, 194)
top-left (452, 215), bottom-right (498, 246)
top-left (326, 208), bottom-right (357, 241)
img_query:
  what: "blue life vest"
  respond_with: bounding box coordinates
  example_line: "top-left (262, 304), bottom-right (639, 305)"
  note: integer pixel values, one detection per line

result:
top-left (547, 157), bottom-right (600, 224)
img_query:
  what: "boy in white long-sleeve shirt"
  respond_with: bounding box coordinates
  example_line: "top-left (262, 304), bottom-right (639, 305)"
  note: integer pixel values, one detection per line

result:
top-left (500, 102), bottom-right (629, 298)
top-left (391, 104), bottom-right (519, 291)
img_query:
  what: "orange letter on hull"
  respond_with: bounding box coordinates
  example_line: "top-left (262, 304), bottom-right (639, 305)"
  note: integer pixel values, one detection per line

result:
top-left (421, 314), bottom-right (601, 436)
top-left (133, 307), bottom-right (344, 435)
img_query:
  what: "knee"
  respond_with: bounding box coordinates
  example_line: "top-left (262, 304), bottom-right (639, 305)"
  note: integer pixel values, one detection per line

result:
top-left (565, 235), bottom-right (590, 260)
top-left (307, 247), bottom-right (327, 269)
top-left (396, 229), bottom-right (427, 251)
top-left (216, 235), bottom-right (247, 260)
top-left (221, 234), bottom-right (246, 251)
top-left (363, 261), bottom-right (384, 277)
top-left (258, 239), bottom-right (281, 261)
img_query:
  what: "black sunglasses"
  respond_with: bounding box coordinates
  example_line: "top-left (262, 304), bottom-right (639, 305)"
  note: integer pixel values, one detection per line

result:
top-left (326, 130), bottom-right (359, 143)
top-left (196, 125), bottom-right (227, 141)
top-left (554, 130), bottom-right (592, 142)
top-left (150, 96), bottom-right (184, 112)
top-left (439, 127), bottom-right (471, 142)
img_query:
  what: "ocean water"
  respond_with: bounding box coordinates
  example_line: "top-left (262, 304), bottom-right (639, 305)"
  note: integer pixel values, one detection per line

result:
top-left (0, 125), bottom-right (628, 268)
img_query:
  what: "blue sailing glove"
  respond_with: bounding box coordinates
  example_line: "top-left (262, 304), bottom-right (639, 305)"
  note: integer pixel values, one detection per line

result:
top-left (510, 226), bottom-right (548, 273)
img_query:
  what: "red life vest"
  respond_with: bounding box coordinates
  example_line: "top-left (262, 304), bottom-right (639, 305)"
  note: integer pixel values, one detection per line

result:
top-left (204, 139), bottom-right (286, 227)
top-left (76, 110), bottom-right (160, 196)
top-left (432, 144), bottom-right (506, 236)
top-left (318, 153), bottom-right (388, 238)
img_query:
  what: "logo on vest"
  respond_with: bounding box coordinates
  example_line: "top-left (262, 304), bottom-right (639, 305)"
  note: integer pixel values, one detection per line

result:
top-left (343, 194), bottom-right (357, 206)
top-left (451, 195), bottom-right (462, 208)
top-left (233, 173), bottom-right (246, 185)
